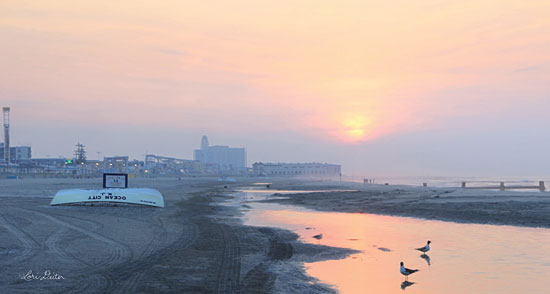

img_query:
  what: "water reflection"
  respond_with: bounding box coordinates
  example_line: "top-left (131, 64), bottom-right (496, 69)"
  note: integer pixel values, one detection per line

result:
top-left (233, 188), bottom-right (550, 294)
top-left (420, 254), bottom-right (431, 266)
top-left (401, 280), bottom-right (415, 290)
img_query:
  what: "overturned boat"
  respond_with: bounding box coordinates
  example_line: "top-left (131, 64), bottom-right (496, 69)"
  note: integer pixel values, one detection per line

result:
top-left (50, 188), bottom-right (164, 208)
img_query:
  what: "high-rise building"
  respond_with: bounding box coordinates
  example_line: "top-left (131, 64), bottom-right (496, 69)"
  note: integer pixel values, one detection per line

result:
top-left (0, 143), bottom-right (32, 163)
top-left (193, 136), bottom-right (246, 171)
top-left (201, 135), bottom-right (209, 151)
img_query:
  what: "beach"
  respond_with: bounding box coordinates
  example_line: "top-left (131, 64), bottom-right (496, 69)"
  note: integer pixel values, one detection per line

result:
top-left (0, 177), bottom-right (354, 294)
top-left (261, 180), bottom-right (550, 228)
top-left (1, 177), bottom-right (549, 294)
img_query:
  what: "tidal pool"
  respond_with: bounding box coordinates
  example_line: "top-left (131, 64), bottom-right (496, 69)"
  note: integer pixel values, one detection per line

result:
top-left (230, 187), bottom-right (550, 294)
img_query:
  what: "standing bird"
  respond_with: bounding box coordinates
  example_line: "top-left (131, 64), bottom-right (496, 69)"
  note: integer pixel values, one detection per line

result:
top-left (312, 233), bottom-right (323, 244)
top-left (415, 240), bottom-right (431, 254)
top-left (400, 262), bottom-right (419, 280)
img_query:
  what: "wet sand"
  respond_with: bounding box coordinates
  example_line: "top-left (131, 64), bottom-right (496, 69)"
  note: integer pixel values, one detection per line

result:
top-left (0, 177), bottom-right (355, 294)
top-left (262, 180), bottom-right (550, 228)
top-left (3, 177), bottom-right (549, 294)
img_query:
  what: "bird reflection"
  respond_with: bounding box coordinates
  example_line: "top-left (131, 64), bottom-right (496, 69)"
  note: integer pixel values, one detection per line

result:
top-left (420, 253), bottom-right (431, 266)
top-left (401, 280), bottom-right (415, 291)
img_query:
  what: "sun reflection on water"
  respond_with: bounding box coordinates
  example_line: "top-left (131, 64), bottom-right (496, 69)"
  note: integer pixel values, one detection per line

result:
top-left (236, 189), bottom-right (550, 294)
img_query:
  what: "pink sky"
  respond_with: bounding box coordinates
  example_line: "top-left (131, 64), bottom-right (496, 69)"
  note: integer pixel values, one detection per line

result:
top-left (1, 1), bottom-right (549, 175)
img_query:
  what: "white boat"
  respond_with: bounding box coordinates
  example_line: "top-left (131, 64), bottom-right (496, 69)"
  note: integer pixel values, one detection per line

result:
top-left (50, 188), bottom-right (164, 208)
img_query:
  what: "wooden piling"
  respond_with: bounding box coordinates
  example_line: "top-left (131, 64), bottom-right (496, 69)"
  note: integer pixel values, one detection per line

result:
top-left (460, 180), bottom-right (546, 192)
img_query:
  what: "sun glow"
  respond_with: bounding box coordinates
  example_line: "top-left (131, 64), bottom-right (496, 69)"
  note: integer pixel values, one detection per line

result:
top-left (1, 0), bottom-right (548, 149)
top-left (342, 115), bottom-right (370, 143)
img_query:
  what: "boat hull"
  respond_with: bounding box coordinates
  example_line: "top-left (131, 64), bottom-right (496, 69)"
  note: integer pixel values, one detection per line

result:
top-left (50, 188), bottom-right (164, 208)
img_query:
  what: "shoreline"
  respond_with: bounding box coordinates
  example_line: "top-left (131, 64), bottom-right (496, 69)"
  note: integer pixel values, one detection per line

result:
top-left (3, 177), bottom-right (549, 293)
top-left (259, 180), bottom-right (550, 229)
top-left (0, 177), bottom-right (357, 293)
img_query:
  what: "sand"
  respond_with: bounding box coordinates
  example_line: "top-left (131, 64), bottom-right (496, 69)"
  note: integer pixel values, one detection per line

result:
top-left (0, 177), bottom-right (355, 294)
top-left (3, 177), bottom-right (548, 294)
top-left (262, 180), bottom-right (550, 228)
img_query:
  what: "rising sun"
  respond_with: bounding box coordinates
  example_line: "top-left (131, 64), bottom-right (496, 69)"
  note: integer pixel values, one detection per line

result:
top-left (342, 115), bottom-right (369, 142)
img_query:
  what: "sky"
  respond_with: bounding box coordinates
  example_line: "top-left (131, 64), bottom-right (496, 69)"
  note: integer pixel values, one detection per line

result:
top-left (1, 0), bottom-right (549, 176)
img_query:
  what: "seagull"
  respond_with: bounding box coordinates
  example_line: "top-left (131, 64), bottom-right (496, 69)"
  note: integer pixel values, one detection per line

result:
top-left (400, 262), bottom-right (419, 280)
top-left (313, 233), bottom-right (323, 240)
top-left (415, 240), bottom-right (431, 254)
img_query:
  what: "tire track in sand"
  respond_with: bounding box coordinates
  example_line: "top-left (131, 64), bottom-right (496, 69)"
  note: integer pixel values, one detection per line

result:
top-left (106, 218), bottom-right (199, 294)
top-left (138, 209), bottom-right (169, 259)
top-left (215, 224), bottom-right (241, 294)
top-left (17, 208), bottom-right (133, 266)
top-left (111, 209), bottom-right (171, 294)
top-left (0, 214), bottom-right (41, 266)
top-left (14, 208), bottom-right (133, 294)
top-left (45, 227), bottom-right (91, 267)
top-left (42, 225), bottom-right (110, 294)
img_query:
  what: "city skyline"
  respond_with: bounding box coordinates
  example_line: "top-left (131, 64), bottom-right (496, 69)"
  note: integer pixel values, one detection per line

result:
top-left (2, 1), bottom-right (549, 176)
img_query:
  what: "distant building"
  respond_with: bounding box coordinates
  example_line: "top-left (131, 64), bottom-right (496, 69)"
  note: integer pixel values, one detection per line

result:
top-left (0, 143), bottom-right (31, 163)
top-left (103, 156), bottom-right (129, 173)
top-left (193, 136), bottom-right (246, 172)
top-left (145, 154), bottom-right (203, 174)
top-left (27, 158), bottom-right (66, 168)
top-left (252, 162), bottom-right (341, 178)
